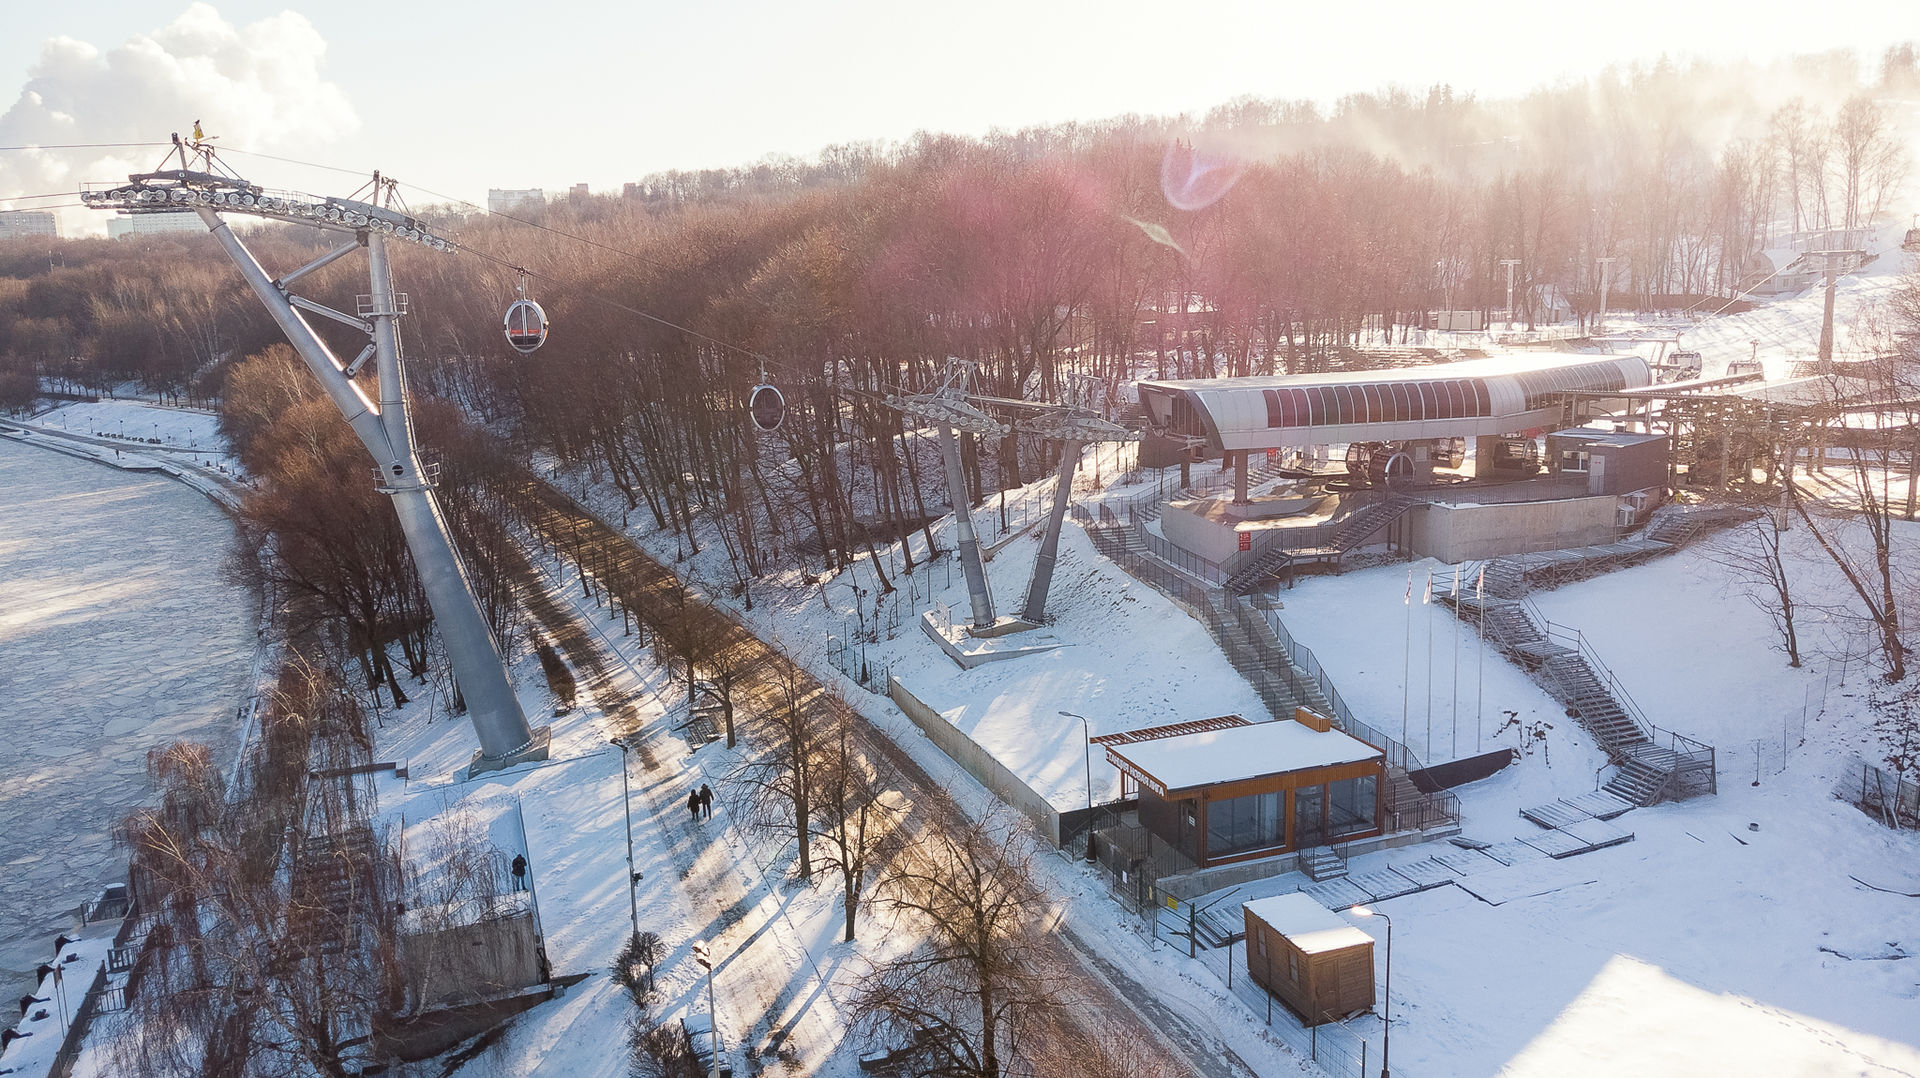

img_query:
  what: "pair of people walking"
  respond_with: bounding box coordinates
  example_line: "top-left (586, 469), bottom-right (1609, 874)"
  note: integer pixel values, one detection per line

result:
top-left (687, 783), bottom-right (714, 822)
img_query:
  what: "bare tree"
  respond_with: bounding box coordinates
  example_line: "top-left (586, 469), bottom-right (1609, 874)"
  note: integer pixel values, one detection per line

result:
top-left (851, 810), bottom-right (1070, 1078)
top-left (1705, 512), bottom-right (1803, 667)
top-left (112, 652), bottom-right (403, 1078)
top-left (729, 652), bottom-right (824, 878)
top-left (809, 691), bottom-right (902, 941)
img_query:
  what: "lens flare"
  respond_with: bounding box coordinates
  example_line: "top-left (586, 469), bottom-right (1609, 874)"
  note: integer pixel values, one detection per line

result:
top-left (1161, 138), bottom-right (1246, 212)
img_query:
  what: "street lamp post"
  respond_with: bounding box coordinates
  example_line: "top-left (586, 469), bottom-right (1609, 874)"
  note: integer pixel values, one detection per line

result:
top-left (1351, 905), bottom-right (1392, 1078)
top-left (1058, 711), bottom-right (1097, 862)
top-left (610, 739), bottom-right (639, 937)
top-left (691, 939), bottom-right (719, 1078)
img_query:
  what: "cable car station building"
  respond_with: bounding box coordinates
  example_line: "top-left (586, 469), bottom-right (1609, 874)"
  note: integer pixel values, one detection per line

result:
top-left (1132, 354), bottom-right (1663, 569)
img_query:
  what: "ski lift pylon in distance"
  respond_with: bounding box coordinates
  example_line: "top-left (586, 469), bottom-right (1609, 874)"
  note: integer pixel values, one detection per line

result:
top-left (503, 273), bottom-right (548, 354)
top-left (749, 381), bottom-right (786, 433)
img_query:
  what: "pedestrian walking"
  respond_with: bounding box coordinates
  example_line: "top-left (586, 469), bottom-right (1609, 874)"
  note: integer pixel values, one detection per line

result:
top-left (510, 854), bottom-right (528, 891)
top-left (698, 784), bottom-right (713, 819)
top-left (688, 788), bottom-right (702, 823)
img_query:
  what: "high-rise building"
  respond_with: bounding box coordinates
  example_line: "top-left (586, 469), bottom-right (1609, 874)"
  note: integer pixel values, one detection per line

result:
top-left (107, 212), bottom-right (204, 240)
top-left (0, 210), bottom-right (59, 239)
top-left (487, 188), bottom-right (544, 214)
top-left (569, 183), bottom-right (589, 200)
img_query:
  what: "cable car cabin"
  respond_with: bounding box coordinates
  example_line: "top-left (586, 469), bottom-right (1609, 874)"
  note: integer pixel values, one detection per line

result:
top-left (504, 298), bottom-right (548, 354)
top-left (748, 383), bottom-right (786, 432)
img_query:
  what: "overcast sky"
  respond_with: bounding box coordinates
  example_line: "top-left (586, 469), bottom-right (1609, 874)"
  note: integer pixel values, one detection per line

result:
top-left (2, 1), bottom-right (1915, 228)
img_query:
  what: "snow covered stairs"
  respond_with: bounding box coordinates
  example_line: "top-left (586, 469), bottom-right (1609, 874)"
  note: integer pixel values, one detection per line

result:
top-left (1225, 545), bottom-right (1297, 595)
top-left (1202, 594), bottom-right (1330, 719)
top-left (1602, 743), bottom-right (1683, 805)
top-left (1300, 846), bottom-right (1348, 881)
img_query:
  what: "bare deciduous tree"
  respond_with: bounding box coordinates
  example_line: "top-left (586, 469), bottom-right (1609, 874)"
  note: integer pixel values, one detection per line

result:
top-left (852, 810), bottom-right (1070, 1078)
top-left (1706, 512), bottom-right (1803, 667)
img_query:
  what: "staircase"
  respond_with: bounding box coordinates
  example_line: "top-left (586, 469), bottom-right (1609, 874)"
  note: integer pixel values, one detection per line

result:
top-left (1644, 505), bottom-right (1761, 547)
top-left (1202, 592), bottom-right (1331, 718)
top-left (1225, 493), bottom-right (1419, 595)
top-left (1603, 743), bottom-right (1683, 804)
top-left (1300, 846), bottom-right (1348, 881)
top-left (1447, 589), bottom-right (1711, 809)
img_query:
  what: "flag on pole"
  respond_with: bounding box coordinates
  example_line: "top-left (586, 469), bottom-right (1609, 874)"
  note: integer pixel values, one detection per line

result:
top-left (1404, 568), bottom-right (1413, 605)
top-left (1476, 566), bottom-right (1485, 599)
top-left (1423, 570), bottom-right (1433, 604)
top-left (1453, 565), bottom-right (1462, 599)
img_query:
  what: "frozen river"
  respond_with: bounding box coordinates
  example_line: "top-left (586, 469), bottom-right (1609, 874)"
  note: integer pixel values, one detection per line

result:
top-left (0, 438), bottom-right (256, 1000)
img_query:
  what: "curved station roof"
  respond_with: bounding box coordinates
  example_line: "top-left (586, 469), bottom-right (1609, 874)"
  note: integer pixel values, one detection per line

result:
top-left (1136, 353), bottom-right (1651, 454)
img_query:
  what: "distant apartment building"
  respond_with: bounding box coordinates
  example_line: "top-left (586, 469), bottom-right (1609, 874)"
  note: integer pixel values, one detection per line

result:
top-left (0, 210), bottom-right (59, 239)
top-left (568, 183), bottom-right (589, 200)
top-left (107, 212), bottom-right (204, 240)
top-left (487, 188), bottom-right (544, 214)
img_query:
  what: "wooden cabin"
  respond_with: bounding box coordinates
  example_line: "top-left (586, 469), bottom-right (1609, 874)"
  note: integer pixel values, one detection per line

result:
top-left (1101, 713), bottom-right (1385, 868)
top-left (1243, 892), bottom-right (1375, 1025)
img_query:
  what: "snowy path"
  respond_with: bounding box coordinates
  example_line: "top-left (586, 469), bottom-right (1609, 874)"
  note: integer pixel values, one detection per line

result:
top-left (507, 531), bottom-right (854, 1071)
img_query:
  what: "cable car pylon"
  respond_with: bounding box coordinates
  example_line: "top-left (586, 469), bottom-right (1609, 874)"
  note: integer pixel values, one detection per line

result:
top-left (85, 133), bottom-right (548, 775)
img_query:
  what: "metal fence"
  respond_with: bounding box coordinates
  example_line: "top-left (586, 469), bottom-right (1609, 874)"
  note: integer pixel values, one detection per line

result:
top-left (1189, 928), bottom-right (1384, 1078)
top-left (825, 625), bottom-right (893, 695)
top-left (1837, 757), bottom-right (1920, 829)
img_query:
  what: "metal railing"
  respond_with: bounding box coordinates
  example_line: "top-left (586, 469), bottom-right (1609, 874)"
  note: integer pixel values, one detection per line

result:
top-left (1840, 758), bottom-right (1920, 829)
top-left (1249, 604), bottom-right (1461, 827)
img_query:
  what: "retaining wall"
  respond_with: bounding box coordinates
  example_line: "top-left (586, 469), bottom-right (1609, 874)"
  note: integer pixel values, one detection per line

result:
top-left (888, 676), bottom-right (1062, 846)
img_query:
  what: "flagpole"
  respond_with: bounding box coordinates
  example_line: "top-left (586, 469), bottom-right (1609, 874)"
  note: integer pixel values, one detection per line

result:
top-left (1402, 568), bottom-right (1412, 747)
top-left (1452, 565), bottom-right (1461, 759)
top-left (1476, 566), bottom-right (1486, 754)
top-left (1424, 570), bottom-right (1434, 759)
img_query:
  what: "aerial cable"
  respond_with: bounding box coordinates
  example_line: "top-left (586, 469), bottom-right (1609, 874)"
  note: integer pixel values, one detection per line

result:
top-left (0, 142), bottom-right (172, 152)
top-left (156, 142), bottom-right (903, 401)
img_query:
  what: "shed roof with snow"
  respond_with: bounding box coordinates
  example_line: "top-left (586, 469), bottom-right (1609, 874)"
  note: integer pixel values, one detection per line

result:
top-left (1243, 892), bottom-right (1376, 955)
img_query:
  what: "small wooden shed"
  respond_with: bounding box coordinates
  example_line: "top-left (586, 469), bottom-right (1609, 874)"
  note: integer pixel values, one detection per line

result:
top-left (1243, 893), bottom-right (1375, 1026)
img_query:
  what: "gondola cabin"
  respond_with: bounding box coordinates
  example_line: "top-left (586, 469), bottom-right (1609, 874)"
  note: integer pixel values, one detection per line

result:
top-left (748, 383), bottom-right (786, 432)
top-left (504, 298), bottom-right (548, 354)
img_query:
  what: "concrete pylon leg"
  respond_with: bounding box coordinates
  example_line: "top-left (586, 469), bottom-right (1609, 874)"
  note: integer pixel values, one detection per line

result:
top-left (937, 423), bottom-right (996, 629)
top-left (1021, 439), bottom-right (1083, 623)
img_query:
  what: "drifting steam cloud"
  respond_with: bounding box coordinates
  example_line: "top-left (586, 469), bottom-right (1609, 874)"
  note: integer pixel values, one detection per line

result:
top-left (0, 4), bottom-right (357, 235)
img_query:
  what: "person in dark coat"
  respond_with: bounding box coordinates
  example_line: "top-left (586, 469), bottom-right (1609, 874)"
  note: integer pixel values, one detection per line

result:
top-left (698, 784), bottom-right (714, 818)
top-left (688, 788), bottom-right (702, 822)
top-left (510, 854), bottom-right (528, 891)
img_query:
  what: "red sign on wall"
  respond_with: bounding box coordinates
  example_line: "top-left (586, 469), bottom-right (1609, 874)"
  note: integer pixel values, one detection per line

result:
top-left (1238, 531), bottom-right (1252, 552)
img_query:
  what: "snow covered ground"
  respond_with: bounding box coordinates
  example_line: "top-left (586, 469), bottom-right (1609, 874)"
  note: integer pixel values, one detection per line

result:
top-left (1182, 537), bottom-right (1920, 1077)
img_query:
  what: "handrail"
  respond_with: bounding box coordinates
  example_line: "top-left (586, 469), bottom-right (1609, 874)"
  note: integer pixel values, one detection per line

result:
top-left (1522, 596), bottom-right (1657, 740)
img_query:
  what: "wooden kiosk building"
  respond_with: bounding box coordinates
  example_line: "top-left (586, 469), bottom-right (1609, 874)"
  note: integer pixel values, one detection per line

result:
top-left (1101, 713), bottom-right (1385, 869)
top-left (1242, 892), bottom-right (1376, 1025)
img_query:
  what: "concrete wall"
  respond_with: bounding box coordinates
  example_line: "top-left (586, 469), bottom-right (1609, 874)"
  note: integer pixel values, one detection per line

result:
top-left (1161, 501), bottom-right (1241, 564)
top-left (1408, 496), bottom-right (1619, 563)
top-left (889, 677), bottom-right (1062, 845)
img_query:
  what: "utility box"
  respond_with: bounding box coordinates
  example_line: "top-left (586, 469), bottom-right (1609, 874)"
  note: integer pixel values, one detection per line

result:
top-left (1244, 893), bottom-right (1376, 1025)
top-left (1433, 309), bottom-right (1485, 332)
